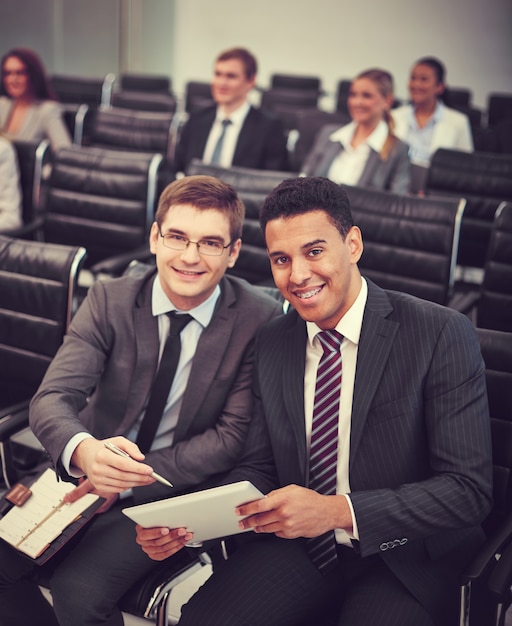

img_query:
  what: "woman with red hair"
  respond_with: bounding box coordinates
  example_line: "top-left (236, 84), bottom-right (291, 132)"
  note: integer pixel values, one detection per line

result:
top-left (0, 47), bottom-right (71, 152)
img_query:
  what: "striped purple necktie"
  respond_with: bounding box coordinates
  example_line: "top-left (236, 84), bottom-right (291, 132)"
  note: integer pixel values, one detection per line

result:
top-left (307, 329), bottom-right (343, 574)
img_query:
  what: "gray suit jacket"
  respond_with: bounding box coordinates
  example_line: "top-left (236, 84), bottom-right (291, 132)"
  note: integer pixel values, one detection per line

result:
top-left (228, 279), bottom-right (492, 619)
top-left (301, 123), bottom-right (411, 194)
top-left (29, 270), bottom-right (283, 500)
top-left (0, 96), bottom-right (71, 152)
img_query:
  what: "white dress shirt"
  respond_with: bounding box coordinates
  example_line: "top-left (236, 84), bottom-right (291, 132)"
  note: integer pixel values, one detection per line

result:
top-left (327, 120), bottom-right (389, 185)
top-left (202, 101), bottom-right (251, 167)
top-left (304, 277), bottom-right (368, 545)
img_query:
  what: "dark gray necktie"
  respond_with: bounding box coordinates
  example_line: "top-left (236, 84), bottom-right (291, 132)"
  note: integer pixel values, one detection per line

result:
top-left (210, 118), bottom-right (232, 164)
top-left (135, 312), bottom-right (193, 453)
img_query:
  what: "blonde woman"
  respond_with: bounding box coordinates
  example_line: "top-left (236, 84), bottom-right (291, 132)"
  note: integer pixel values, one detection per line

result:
top-left (301, 68), bottom-right (410, 193)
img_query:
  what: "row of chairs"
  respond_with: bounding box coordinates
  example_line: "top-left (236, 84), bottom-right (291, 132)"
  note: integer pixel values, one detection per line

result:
top-left (2, 137), bottom-right (512, 325)
top-left (0, 230), bottom-right (511, 624)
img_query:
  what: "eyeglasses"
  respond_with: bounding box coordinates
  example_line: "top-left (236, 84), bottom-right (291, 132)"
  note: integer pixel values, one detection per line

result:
top-left (158, 230), bottom-right (232, 256)
top-left (3, 70), bottom-right (28, 78)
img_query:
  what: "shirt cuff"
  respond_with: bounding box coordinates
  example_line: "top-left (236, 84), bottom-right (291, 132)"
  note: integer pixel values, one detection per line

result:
top-left (61, 432), bottom-right (93, 477)
top-left (343, 493), bottom-right (359, 540)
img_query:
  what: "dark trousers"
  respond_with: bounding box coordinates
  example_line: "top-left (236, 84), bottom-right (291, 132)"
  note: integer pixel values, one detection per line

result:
top-left (178, 535), bottom-right (440, 626)
top-left (0, 500), bottom-right (163, 626)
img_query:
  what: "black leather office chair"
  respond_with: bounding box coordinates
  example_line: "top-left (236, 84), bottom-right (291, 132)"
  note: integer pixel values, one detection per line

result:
top-left (344, 186), bottom-right (465, 305)
top-left (425, 149), bottom-right (512, 270)
top-left (474, 202), bottom-right (512, 332)
top-left (86, 107), bottom-right (175, 157)
top-left (40, 146), bottom-right (163, 271)
top-left (487, 93), bottom-right (512, 128)
top-left (459, 327), bottom-right (512, 626)
top-left (0, 236), bottom-right (86, 488)
top-left (112, 73), bottom-right (177, 114)
top-left (50, 73), bottom-right (116, 144)
top-left (0, 139), bottom-right (50, 239)
top-left (260, 88), bottom-right (319, 134)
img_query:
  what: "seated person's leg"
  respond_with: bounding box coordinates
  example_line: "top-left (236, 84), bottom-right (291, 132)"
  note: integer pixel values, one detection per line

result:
top-left (178, 534), bottom-right (337, 626)
top-left (0, 539), bottom-right (59, 626)
top-left (49, 502), bottom-right (160, 626)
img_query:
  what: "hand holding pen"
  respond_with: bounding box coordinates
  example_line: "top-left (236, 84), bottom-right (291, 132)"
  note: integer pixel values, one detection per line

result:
top-left (104, 441), bottom-right (173, 487)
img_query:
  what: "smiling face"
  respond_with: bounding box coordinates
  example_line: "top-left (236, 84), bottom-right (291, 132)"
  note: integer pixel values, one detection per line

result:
top-left (150, 204), bottom-right (241, 310)
top-left (210, 58), bottom-right (255, 114)
top-left (408, 63), bottom-right (444, 107)
top-left (2, 55), bottom-right (31, 100)
top-left (266, 210), bottom-right (363, 329)
top-left (348, 77), bottom-right (392, 128)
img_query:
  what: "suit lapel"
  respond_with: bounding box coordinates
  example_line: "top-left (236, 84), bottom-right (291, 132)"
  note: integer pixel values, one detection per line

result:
top-left (174, 280), bottom-right (237, 441)
top-left (349, 281), bottom-right (399, 464)
top-left (316, 141), bottom-right (343, 177)
top-left (281, 315), bottom-right (308, 479)
top-left (122, 275), bottom-right (160, 433)
top-left (232, 106), bottom-right (256, 164)
top-left (358, 149), bottom-right (380, 188)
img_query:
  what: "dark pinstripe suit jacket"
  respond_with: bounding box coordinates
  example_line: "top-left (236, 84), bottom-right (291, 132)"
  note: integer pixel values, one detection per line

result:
top-left (229, 279), bottom-right (492, 618)
top-left (173, 104), bottom-right (289, 174)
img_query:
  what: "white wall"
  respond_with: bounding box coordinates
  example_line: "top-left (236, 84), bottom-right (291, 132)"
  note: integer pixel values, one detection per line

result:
top-left (172, 0), bottom-right (512, 109)
top-left (1, 0), bottom-right (511, 110)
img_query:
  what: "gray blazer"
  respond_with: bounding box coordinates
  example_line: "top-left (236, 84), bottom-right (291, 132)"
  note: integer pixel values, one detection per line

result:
top-left (29, 269), bottom-right (283, 500)
top-left (301, 124), bottom-right (411, 194)
top-left (0, 96), bottom-right (71, 152)
top-left (228, 279), bottom-right (492, 620)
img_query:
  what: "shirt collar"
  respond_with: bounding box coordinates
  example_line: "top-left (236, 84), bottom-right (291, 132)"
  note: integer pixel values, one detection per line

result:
top-left (329, 120), bottom-right (388, 152)
top-left (306, 277), bottom-right (368, 347)
top-left (151, 275), bottom-right (220, 328)
top-left (215, 101), bottom-right (251, 126)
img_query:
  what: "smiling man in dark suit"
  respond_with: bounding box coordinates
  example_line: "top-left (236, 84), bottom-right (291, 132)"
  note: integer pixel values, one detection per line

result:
top-left (173, 47), bottom-right (289, 174)
top-left (0, 175), bottom-right (283, 626)
top-left (138, 176), bottom-right (493, 626)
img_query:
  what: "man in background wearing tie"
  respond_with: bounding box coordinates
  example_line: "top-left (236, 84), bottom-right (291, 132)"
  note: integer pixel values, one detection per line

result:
top-left (138, 176), bottom-right (492, 626)
top-left (0, 175), bottom-right (283, 626)
top-left (173, 47), bottom-right (289, 174)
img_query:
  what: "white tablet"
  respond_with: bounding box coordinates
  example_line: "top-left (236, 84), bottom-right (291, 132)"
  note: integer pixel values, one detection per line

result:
top-left (122, 481), bottom-right (265, 543)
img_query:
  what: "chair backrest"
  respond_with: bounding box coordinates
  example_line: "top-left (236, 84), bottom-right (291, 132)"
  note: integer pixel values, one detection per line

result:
top-left (270, 74), bottom-right (321, 95)
top-left (185, 160), bottom-right (291, 218)
top-left (185, 81), bottom-right (215, 113)
top-left (111, 90), bottom-right (177, 113)
top-left (476, 328), bottom-right (512, 535)
top-left (260, 89), bottom-right (319, 133)
top-left (0, 236), bottom-right (86, 406)
top-left (3, 139), bottom-right (50, 236)
top-left (442, 87), bottom-right (472, 108)
top-left (291, 109), bottom-right (351, 172)
top-left (425, 149), bottom-right (512, 269)
top-left (87, 107), bottom-right (174, 155)
top-left (487, 92), bottom-right (512, 128)
top-left (50, 73), bottom-right (115, 108)
top-left (42, 146), bottom-right (162, 267)
top-left (477, 202), bottom-right (512, 332)
top-left (344, 186), bottom-right (465, 305)
top-left (119, 73), bottom-right (171, 93)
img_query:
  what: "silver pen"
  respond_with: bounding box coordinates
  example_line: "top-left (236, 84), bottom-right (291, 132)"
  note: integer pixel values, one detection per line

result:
top-left (104, 441), bottom-right (173, 487)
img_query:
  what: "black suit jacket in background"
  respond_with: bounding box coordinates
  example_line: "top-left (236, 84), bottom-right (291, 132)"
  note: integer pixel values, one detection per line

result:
top-left (174, 105), bottom-right (289, 174)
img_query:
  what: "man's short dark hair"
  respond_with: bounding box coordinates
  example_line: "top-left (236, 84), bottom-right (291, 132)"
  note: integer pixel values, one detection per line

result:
top-left (156, 175), bottom-right (245, 242)
top-left (414, 56), bottom-right (446, 85)
top-left (216, 48), bottom-right (258, 80)
top-left (260, 177), bottom-right (354, 239)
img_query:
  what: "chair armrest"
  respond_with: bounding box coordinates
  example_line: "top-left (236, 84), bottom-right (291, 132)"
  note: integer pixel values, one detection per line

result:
top-left (488, 538), bottom-right (512, 600)
top-left (461, 514), bottom-right (512, 583)
top-left (0, 401), bottom-right (30, 442)
top-left (88, 246), bottom-right (153, 279)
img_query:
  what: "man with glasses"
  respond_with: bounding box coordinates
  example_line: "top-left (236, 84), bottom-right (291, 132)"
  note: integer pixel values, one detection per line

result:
top-left (0, 175), bottom-right (283, 626)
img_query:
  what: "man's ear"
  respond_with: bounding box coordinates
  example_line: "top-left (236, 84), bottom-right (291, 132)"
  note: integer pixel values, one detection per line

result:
top-left (149, 222), bottom-right (159, 255)
top-left (348, 226), bottom-right (364, 264)
top-left (227, 238), bottom-right (242, 268)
